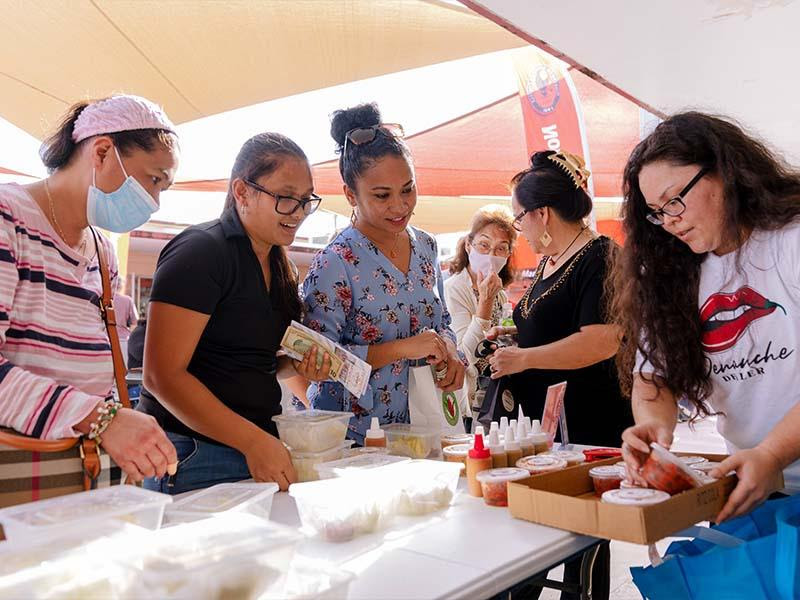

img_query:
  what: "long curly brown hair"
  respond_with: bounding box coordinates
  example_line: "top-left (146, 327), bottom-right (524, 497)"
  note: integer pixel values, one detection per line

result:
top-left (609, 112), bottom-right (800, 417)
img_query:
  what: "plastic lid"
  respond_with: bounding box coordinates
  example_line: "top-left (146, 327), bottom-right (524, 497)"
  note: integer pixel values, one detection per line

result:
top-left (476, 467), bottom-right (530, 484)
top-left (441, 433), bottom-right (472, 444)
top-left (589, 465), bottom-right (626, 479)
top-left (679, 455), bottom-right (708, 466)
top-left (516, 455), bottom-right (568, 471)
top-left (646, 443), bottom-right (704, 487)
top-left (690, 461), bottom-right (720, 473)
top-left (601, 488), bottom-right (670, 505)
top-left (468, 433), bottom-right (490, 459)
top-left (504, 427), bottom-right (520, 451)
top-left (272, 409), bottom-right (352, 424)
top-left (442, 443), bottom-right (471, 457)
top-left (365, 417), bottom-right (384, 440)
top-left (315, 452), bottom-right (409, 477)
top-left (541, 450), bottom-right (585, 463)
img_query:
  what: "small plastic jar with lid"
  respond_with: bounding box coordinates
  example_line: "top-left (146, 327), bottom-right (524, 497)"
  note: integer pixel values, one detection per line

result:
top-left (515, 455), bottom-right (568, 475)
top-left (441, 433), bottom-right (473, 449)
top-left (475, 467), bottom-right (531, 507)
top-left (588, 465), bottom-right (625, 496)
top-left (443, 443), bottom-right (470, 472)
top-left (601, 488), bottom-right (670, 506)
top-left (539, 450), bottom-right (585, 466)
top-left (679, 455), bottom-right (708, 467)
top-left (640, 443), bottom-right (702, 495)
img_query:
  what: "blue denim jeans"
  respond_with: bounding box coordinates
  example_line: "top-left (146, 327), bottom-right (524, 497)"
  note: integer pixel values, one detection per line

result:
top-left (143, 432), bottom-right (251, 495)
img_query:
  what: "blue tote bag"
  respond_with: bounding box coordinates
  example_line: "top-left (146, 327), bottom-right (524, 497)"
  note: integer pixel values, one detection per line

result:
top-left (631, 494), bottom-right (800, 600)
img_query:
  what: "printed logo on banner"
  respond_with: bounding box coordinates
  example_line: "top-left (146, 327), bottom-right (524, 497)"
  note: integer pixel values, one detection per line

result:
top-left (441, 391), bottom-right (460, 426)
top-left (502, 389), bottom-right (515, 412)
top-left (522, 64), bottom-right (561, 115)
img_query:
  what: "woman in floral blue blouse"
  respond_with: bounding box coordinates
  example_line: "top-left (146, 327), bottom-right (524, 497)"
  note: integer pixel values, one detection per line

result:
top-left (302, 103), bottom-right (466, 443)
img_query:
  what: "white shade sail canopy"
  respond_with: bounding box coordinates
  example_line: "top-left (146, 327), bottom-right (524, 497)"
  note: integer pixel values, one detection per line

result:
top-left (465, 0), bottom-right (800, 163)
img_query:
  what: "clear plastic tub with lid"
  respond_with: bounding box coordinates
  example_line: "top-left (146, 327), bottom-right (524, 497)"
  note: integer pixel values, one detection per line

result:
top-left (601, 488), bottom-right (671, 506)
top-left (442, 443), bottom-right (470, 470)
top-left (131, 513), bottom-right (301, 599)
top-left (0, 485), bottom-right (171, 541)
top-left (539, 450), bottom-right (586, 466)
top-left (381, 459), bottom-right (463, 516)
top-left (440, 432), bottom-right (473, 449)
top-left (589, 465), bottom-right (626, 496)
top-left (475, 467), bottom-right (530, 507)
top-left (314, 452), bottom-right (409, 480)
top-left (272, 409), bottom-right (352, 452)
top-left (641, 443), bottom-right (703, 495)
top-left (383, 423), bottom-right (442, 459)
top-left (165, 482), bottom-right (279, 524)
top-left (515, 455), bottom-right (568, 475)
top-left (289, 475), bottom-right (391, 542)
top-left (290, 440), bottom-right (354, 482)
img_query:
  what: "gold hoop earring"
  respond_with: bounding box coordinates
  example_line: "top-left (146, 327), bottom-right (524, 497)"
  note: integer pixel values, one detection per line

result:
top-left (539, 230), bottom-right (552, 247)
top-left (350, 209), bottom-right (357, 226)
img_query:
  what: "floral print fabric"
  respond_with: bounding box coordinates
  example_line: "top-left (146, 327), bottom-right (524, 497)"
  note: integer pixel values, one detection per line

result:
top-left (302, 225), bottom-right (457, 442)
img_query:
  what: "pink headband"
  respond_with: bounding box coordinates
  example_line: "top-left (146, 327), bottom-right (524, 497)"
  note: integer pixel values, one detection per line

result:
top-left (72, 95), bottom-right (177, 143)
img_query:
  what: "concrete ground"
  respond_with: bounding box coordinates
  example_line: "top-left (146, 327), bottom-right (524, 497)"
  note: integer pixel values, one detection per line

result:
top-left (540, 417), bottom-right (727, 599)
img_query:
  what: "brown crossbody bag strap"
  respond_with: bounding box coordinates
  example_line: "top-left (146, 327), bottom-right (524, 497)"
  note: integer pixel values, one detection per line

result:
top-left (0, 229), bottom-right (130, 490)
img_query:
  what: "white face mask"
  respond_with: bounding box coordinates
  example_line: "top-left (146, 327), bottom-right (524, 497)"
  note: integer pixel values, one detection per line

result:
top-left (468, 246), bottom-right (507, 278)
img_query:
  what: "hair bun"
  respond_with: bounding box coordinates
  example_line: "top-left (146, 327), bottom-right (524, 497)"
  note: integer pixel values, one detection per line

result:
top-left (330, 103), bottom-right (382, 149)
top-left (530, 150), bottom-right (557, 169)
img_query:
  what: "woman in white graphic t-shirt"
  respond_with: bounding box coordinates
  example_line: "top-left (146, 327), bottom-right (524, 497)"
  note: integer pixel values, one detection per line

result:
top-left (609, 111), bottom-right (800, 522)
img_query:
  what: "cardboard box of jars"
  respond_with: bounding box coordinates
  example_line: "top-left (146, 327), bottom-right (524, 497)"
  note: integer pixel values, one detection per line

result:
top-left (507, 452), bottom-right (783, 545)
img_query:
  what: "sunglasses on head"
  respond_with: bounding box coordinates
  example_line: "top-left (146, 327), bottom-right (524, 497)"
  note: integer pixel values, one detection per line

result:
top-left (343, 123), bottom-right (405, 155)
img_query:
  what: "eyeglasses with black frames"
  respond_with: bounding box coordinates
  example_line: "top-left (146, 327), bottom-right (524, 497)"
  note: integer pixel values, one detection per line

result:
top-left (244, 179), bottom-right (322, 216)
top-left (645, 167), bottom-right (710, 226)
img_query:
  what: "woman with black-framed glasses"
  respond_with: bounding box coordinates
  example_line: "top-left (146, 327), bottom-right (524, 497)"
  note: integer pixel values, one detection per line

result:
top-left (612, 112), bottom-right (800, 523)
top-left (139, 132), bottom-right (331, 494)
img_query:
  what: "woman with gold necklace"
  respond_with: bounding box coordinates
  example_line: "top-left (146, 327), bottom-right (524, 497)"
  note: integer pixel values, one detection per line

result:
top-left (487, 151), bottom-right (632, 448)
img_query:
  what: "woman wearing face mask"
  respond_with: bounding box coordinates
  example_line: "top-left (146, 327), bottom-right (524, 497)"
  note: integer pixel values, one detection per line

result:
top-left (444, 205), bottom-right (517, 415)
top-left (487, 151), bottom-right (631, 447)
top-left (140, 133), bottom-right (330, 493)
top-left (613, 112), bottom-right (800, 522)
top-left (302, 103), bottom-right (465, 443)
top-left (0, 95), bottom-right (179, 483)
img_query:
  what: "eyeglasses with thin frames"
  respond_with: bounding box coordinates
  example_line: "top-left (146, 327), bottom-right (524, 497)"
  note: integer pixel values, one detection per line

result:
top-left (343, 123), bottom-right (405, 156)
top-left (244, 179), bottom-right (322, 216)
top-left (645, 167), bottom-right (710, 226)
top-left (512, 210), bottom-right (528, 232)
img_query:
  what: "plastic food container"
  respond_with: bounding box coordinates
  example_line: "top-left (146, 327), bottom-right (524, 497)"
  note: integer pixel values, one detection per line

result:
top-left (442, 443), bottom-right (470, 469)
top-left (692, 470), bottom-right (718, 485)
top-left (265, 561), bottom-right (356, 600)
top-left (528, 431), bottom-right (553, 454)
top-left (588, 465), bottom-right (626, 496)
top-left (290, 441), bottom-right (354, 482)
top-left (383, 423), bottom-right (442, 460)
top-left (344, 446), bottom-right (388, 458)
top-left (601, 488), bottom-right (671, 506)
top-left (440, 432), bottom-right (473, 449)
top-left (314, 452), bottom-right (409, 480)
top-left (640, 443), bottom-right (703, 495)
top-left (272, 409), bottom-right (352, 453)
top-left (475, 467), bottom-right (530, 507)
top-left (133, 513), bottom-right (301, 599)
top-left (382, 459), bottom-right (463, 516)
top-left (583, 447), bottom-right (623, 462)
top-left (165, 482), bottom-right (279, 524)
top-left (289, 476), bottom-right (390, 542)
top-left (516, 455), bottom-right (568, 474)
top-left (0, 486), bottom-right (171, 541)
top-left (689, 460), bottom-right (720, 473)
top-left (620, 479), bottom-right (644, 489)
top-left (540, 450), bottom-right (585, 466)
top-left (679, 455), bottom-right (709, 467)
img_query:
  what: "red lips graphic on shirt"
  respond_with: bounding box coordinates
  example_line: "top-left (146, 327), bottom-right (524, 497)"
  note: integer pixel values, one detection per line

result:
top-left (700, 286), bottom-right (786, 353)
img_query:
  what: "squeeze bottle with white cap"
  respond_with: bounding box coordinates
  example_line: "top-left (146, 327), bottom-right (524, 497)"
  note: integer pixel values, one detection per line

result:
top-left (467, 426), bottom-right (493, 497)
top-left (529, 419), bottom-right (550, 454)
top-left (488, 428), bottom-right (508, 468)
top-left (499, 416), bottom-right (509, 437)
top-left (504, 427), bottom-right (523, 467)
top-left (364, 417), bottom-right (386, 448)
top-left (489, 421), bottom-right (499, 438)
top-left (518, 420), bottom-right (534, 457)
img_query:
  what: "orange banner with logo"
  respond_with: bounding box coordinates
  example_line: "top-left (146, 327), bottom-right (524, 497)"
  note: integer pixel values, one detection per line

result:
top-left (512, 48), bottom-right (594, 199)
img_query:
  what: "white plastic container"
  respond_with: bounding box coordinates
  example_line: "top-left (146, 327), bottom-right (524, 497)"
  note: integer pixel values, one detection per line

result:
top-left (132, 513), bottom-right (301, 599)
top-left (272, 409), bottom-right (352, 452)
top-left (264, 561), bottom-right (356, 600)
top-left (540, 450), bottom-right (585, 466)
top-left (475, 467), bottom-right (530, 507)
top-left (383, 423), bottom-right (442, 459)
top-left (290, 441), bottom-right (354, 482)
top-left (289, 476), bottom-right (391, 542)
top-left (382, 459), bottom-right (462, 516)
top-left (516, 455), bottom-right (568, 475)
top-left (601, 488), bottom-right (671, 506)
top-left (314, 452), bottom-right (409, 480)
top-left (0, 486), bottom-right (171, 541)
top-left (165, 482), bottom-right (279, 524)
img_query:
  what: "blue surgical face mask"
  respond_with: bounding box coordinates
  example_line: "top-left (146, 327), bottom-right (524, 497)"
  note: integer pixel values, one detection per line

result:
top-left (86, 147), bottom-right (159, 233)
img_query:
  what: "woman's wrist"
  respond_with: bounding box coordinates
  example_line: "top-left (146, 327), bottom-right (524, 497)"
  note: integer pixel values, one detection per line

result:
top-left (74, 398), bottom-right (110, 435)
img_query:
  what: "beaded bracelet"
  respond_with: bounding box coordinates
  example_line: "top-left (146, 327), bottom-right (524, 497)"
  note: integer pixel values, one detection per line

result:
top-left (87, 398), bottom-right (123, 445)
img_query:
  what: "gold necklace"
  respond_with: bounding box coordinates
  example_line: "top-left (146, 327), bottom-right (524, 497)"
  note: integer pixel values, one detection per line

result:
top-left (519, 237), bottom-right (599, 320)
top-left (44, 178), bottom-right (87, 255)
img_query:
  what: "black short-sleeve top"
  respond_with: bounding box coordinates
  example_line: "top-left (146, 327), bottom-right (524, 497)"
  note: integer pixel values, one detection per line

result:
top-left (137, 207), bottom-right (291, 443)
top-left (508, 236), bottom-right (632, 447)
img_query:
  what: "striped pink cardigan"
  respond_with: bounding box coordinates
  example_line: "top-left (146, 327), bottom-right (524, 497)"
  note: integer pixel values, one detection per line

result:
top-left (0, 183), bottom-right (118, 439)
